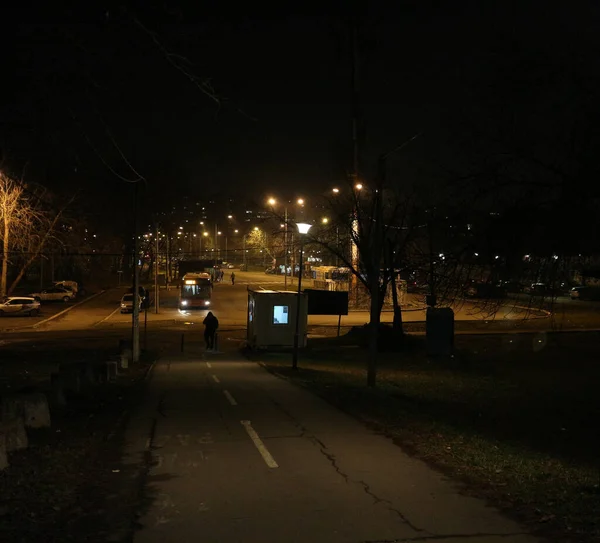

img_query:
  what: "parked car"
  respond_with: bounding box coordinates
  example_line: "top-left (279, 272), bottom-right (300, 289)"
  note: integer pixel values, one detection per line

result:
top-left (465, 282), bottom-right (506, 299)
top-left (126, 286), bottom-right (150, 307)
top-left (227, 263), bottom-right (236, 269)
top-left (120, 293), bottom-right (143, 313)
top-left (53, 280), bottom-right (79, 296)
top-left (0, 297), bottom-right (41, 317)
top-left (29, 287), bottom-right (75, 303)
top-left (265, 268), bottom-right (277, 275)
top-left (523, 283), bottom-right (565, 297)
top-left (570, 286), bottom-right (600, 301)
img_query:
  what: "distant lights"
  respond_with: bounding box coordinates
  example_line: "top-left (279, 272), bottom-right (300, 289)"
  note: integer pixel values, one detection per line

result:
top-left (332, 188), bottom-right (339, 194)
top-left (355, 183), bottom-right (363, 190)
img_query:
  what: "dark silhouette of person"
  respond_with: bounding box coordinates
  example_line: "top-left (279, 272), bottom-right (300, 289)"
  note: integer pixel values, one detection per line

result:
top-left (203, 311), bottom-right (219, 350)
top-left (231, 272), bottom-right (235, 285)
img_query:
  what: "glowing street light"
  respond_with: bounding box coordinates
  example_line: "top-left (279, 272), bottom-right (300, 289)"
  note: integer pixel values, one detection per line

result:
top-left (267, 197), bottom-right (276, 206)
top-left (297, 198), bottom-right (304, 206)
top-left (293, 222), bottom-right (312, 370)
top-left (332, 188), bottom-right (339, 194)
top-left (321, 217), bottom-right (329, 224)
top-left (355, 183), bottom-right (363, 191)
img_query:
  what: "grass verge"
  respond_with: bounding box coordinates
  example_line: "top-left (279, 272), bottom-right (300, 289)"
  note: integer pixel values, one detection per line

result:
top-left (0, 340), bottom-right (156, 542)
top-left (254, 331), bottom-right (600, 543)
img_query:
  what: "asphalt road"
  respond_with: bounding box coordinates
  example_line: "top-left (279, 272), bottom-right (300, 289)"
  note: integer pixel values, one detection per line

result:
top-left (2, 270), bottom-right (600, 338)
top-left (127, 348), bottom-right (539, 543)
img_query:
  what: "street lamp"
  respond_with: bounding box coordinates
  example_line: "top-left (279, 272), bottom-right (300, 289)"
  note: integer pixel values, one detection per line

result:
top-left (200, 231), bottom-right (208, 257)
top-left (292, 222), bottom-right (312, 370)
top-left (267, 197), bottom-right (290, 289)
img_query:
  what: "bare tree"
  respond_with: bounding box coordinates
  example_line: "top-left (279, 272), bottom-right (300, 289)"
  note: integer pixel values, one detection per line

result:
top-left (0, 171), bottom-right (72, 296)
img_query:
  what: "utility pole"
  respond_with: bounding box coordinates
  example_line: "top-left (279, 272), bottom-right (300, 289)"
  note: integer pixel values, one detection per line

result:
top-left (284, 207), bottom-right (288, 290)
top-left (349, 15), bottom-right (361, 306)
top-left (154, 223), bottom-right (159, 314)
top-left (132, 181), bottom-right (141, 363)
top-left (165, 234), bottom-right (170, 283)
top-left (214, 223), bottom-right (218, 263)
top-left (243, 235), bottom-right (246, 269)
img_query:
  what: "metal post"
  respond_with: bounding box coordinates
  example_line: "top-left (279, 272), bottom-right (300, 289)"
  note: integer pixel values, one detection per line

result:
top-left (284, 207), bottom-right (288, 290)
top-left (336, 227), bottom-right (339, 267)
top-left (155, 224), bottom-right (159, 314)
top-left (144, 305), bottom-right (148, 351)
top-left (292, 237), bottom-right (305, 370)
top-left (225, 236), bottom-right (228, 263)
top-left (214, 223), bottom-right (219, 263)
top-left (243, 235), bottom-right (247, 269)
top-left (132, 182), bottom-right (140, 364)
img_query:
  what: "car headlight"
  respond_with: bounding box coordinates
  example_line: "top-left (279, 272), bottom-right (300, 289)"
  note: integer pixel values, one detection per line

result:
top-left (181, 300), bottom-right (188, 306)
top-left (204, 300), bottom-right (210, 305)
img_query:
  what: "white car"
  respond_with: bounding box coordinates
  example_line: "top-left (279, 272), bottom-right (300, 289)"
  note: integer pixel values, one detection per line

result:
top-left (0, 297), bottom-right (41, 317)
top-left (29, 287), bottom-right (75, 303)
top-left (54, 280), bottom-right (79, 296)
top-left (120, 293), bottom-right (142, 313)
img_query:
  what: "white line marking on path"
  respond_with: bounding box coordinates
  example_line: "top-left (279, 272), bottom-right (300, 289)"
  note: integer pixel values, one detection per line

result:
top-left (206, 362), bottom-right (212, 368)
top-left (223, 390), bottom-right (237, 405)
top-left (95, 306), bottom-right (121, 326)
top-left (212, 374), bottom-right (220, 383)
top-left (241, 420), bottom-right (278, 468)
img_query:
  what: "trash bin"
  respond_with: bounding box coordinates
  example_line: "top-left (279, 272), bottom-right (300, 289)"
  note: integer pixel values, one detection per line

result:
top-left (426, 307), bottom-right (454, 356)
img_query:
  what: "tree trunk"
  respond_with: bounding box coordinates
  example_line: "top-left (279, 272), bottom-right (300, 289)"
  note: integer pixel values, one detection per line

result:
top-left (390, 268), bottom-right (403, 334)
top-left (2, 217), bottom-right (9, 297)
top-left (367, 265), bottom-right (380, 387)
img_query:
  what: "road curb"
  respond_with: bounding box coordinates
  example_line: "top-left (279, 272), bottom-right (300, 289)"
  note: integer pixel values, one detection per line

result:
top-left (29, 289), bottom-right (108, 329)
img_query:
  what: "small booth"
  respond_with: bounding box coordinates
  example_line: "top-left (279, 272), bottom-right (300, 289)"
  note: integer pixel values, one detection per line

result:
top-left (247, 289), bottom-right (308, 349)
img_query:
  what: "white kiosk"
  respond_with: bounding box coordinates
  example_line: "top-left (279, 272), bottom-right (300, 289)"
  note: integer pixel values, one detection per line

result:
top-left (247, 289), bottom-right (308, 349)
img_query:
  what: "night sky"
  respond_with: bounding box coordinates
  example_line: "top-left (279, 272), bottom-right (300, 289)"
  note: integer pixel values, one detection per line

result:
top-left (2, 3), bottom-right (600, 231)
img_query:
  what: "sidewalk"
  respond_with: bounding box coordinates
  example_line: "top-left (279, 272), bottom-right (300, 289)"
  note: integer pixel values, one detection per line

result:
top-left (124, 346), bottom-right (540, 542)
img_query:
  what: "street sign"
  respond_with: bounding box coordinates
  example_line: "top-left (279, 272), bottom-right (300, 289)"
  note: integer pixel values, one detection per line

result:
top-left (305, 289), bottom-right (349, 316)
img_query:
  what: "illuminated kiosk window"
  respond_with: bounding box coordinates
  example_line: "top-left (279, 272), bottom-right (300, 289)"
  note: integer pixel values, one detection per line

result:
top-left (272, 305), bottom-right (289, 325)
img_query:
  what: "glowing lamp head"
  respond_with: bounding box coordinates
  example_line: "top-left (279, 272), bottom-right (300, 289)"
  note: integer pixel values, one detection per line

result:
top-left (296, 222), bottom-right (312, 235)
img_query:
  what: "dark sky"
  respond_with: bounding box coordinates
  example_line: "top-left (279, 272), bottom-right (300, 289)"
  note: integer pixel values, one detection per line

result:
top-left (2, 3), bottom-right (600, 230)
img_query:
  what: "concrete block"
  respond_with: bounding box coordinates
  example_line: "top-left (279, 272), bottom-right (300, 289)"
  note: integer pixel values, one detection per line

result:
top-left (120, 349), bottom-right (131, 370)
top-left (76, 362), bottom-right (97, 387)
top-left (2, 417), bottom-right (28, 451)
top-left (59, 364), bottom-right (81, 395)
top-left (106, 361), bottom-right (118, 380)
top-left (50, 373), bottom-right (67, 406)
top-left (2, 393), bottom-right (51, 429)
top-left (0, 433), bottom-right (8, 471)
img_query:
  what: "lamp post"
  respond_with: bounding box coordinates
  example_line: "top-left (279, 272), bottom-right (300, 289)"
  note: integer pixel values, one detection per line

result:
top-left (292, 222), bottom-right (312, 370)
top-left (214, 224), bottom-right (219, 263)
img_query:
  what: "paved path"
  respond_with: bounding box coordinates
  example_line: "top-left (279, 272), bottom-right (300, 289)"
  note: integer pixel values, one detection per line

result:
top-left (126, 347), bottom-right (539, 542)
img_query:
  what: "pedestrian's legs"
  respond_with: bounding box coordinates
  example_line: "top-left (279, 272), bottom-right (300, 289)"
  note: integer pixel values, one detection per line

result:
top-left (204, 330), bottom-right (211, 349)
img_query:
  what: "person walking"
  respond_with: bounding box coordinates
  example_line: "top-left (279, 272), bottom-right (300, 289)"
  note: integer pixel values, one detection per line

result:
top-left (231, 272), bottom-right (235, 285)
top-left (203, 311), bottom-right (219, 351)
